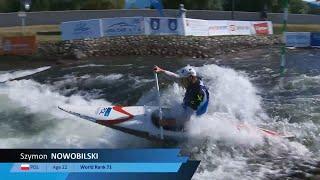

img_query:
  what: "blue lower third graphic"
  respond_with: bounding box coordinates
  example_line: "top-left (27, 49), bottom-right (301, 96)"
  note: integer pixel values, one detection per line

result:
top-left (0, 149), bottom-right (199, 180)
top-left (10, 163), bottom-right (182, 173)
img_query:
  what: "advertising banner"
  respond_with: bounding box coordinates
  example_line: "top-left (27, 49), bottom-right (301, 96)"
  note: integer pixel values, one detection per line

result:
top-left (311, 32), bottom-right (320, 47)
top-left (145, 17), bottom-right (183, 35)
top-left (125, 0), bottom-right (151, 9)
top-left (226, 21), bottom-right (251, 35)
top-left (251, 21), bottom-right (273, 35)
top-left (0, 37), bottom-right (3, 55)
top-left (285, 32), bottom-right (311, 47)
top-left (61, 19), bottom-right (102, 40)
top-left (2, 36), bottom-right (37, 55)
top-left (208, 20), bottom-right (229, 36)
top-left (184, 18), bottom-right (209, 36)
top-left (208, 20), bottom-right (259, 36)
top-left (60, 17), bottom-right (275, 38)
top-left (102, 17), bottom-right (145, 36)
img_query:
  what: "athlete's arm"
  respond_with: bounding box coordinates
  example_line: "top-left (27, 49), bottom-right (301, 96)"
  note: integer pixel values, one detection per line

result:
top-left (154, 65), bottom-right (181, 79)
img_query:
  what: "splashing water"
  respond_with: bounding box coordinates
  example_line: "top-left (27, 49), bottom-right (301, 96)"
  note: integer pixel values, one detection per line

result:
top-left (1, 49), bottom-right (320, 179)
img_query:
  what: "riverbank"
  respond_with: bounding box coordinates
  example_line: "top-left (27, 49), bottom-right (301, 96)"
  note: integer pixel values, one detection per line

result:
top-left (37, 35), bottom-right (282, 60)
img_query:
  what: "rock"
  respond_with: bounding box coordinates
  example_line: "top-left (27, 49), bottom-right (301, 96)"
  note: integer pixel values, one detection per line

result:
top-left (73, 49), bottom-right (87, 59)
top-left (37, 35), bottom-right (281, 59)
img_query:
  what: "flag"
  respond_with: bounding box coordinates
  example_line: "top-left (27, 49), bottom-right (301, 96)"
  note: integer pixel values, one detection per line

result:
top-left (125, 0), bottom-right (151, 9)
top-left (20, 164), bottom-right (30, 171)
top-left (150, 0), bottom-right (164, 17)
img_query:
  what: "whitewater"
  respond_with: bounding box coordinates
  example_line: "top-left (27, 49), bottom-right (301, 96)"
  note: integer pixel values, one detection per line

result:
top-left (0, 48), bottom-right (319, 179)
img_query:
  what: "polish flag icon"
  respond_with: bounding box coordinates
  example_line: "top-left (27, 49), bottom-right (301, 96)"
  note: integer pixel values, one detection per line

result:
top-left (20, 164), bottom-right (30, 171)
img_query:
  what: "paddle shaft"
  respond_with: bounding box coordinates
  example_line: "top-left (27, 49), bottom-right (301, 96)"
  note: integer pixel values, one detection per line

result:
top-left (154, 72), bottom-right (164, 140)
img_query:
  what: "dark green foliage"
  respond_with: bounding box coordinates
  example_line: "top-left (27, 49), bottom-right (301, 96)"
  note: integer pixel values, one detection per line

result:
top-left (0, 0), bottom-right (312, 14)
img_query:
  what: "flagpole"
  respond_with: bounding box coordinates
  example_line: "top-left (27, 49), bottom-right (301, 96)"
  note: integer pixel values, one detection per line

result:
top-left (280, 0), bottom-right (288, 75)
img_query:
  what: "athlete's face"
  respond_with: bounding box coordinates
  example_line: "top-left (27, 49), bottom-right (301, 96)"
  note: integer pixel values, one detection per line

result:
top-left (181, 76), bottom-right (194, 88)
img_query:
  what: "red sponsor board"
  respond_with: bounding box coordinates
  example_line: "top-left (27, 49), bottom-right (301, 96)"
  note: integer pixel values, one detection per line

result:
top-left (253, 22), bottom-right (269, 35)
top-left (2, 36), bottom-right (37, 55)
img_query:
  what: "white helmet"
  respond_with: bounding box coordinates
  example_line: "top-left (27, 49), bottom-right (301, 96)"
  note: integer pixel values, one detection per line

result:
top-left (177, 65), bottom-right (197, 78)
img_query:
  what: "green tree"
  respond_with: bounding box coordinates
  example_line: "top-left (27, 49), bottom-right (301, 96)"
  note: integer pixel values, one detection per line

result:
top-left (0, 0), bottom-right (20, 12)
top-left (81, 0), bottom-right (114, 10)
top-left (223, 0), bottom-right (309, 14)
top-left (31, 0), bottom-right (51, 11)
top-left (185, 0), bottom-right (223, 10)
top-left (289, 0), bottom-right (310, 14)
top-left (163, 0), bottom-right (223, 10)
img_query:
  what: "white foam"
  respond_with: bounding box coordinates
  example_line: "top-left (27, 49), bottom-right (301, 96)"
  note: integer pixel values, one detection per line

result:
top-left (97, 73), bottom-right (123, 81)
top-left (0, 79), bottom-right (143, 148)
top-left (0, 66), bottom-right (51, 82)
top-left (76, 64), bottom-right (105, 68)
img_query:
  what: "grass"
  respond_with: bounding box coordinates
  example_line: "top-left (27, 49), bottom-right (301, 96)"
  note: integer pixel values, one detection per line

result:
top-left (0, 25), bottom-right (60, 42)
top-left (273, 24), bottom-right (320, 34)
top-left (0, 24), bottom-right (319, 42)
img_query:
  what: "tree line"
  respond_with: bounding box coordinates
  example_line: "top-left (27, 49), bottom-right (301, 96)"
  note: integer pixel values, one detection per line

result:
top-left (0, 0), bottom-right (314, 14)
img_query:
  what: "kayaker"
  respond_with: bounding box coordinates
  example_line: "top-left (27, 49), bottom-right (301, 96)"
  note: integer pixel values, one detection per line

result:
top-left (153, 65), bottom-right (209, 124)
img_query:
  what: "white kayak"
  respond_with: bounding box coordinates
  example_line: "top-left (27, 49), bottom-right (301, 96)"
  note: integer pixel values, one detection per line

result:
top-left (58, 105), bottom-right (187, 141)
top-left (58, 105), bottom-right (294, 141)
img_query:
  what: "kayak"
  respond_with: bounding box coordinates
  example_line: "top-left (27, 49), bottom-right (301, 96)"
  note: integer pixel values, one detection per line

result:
top-left (58, 105), bottom-right (188, 141)
top-left (58, 105), bottom-right (294, 141)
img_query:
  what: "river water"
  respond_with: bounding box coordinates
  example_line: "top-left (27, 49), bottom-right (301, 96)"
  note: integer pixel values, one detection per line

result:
top-left (0, 48), bottom-right (320, 179)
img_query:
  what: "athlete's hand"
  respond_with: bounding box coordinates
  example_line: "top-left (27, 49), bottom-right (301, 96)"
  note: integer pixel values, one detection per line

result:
top-left (153, 65), bottom-right (164, 73)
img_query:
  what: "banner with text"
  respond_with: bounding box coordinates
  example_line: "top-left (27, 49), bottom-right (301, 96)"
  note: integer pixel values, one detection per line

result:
top-left (2, 36), bottom-right (37, 55)
top-left (102, 17), bottom-right (145, 36)
top-left (208, 20), bottom-right (228, 36)
top-left (251, 21), bottom-right (273, 35)
top-left (60, 17), bottom-right (274, 40)
top-left (61, 19), bottom-right (103, 40)
top-left (208, 20), bottom-right (272, 36)
top-left (0, 37), bottom-right (3, 55)
top-left (145, 17), bottom-right (184, 35)
top-left (311, 32), bottom-right (320, 47)
top-left (285, 32), bottom-right (311, 47)
top-left (184, 18), bottom-right (209, 36)
top-left (227, 21), bottom-right (252, 35)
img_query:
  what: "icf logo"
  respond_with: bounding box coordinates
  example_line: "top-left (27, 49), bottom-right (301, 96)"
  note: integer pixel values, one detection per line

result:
top-left (150, 18), bottom-right (160, 30)
top-left (168, 19), bottom-right (177, 31)
top-left (99, 107), bottom-right (112, 117)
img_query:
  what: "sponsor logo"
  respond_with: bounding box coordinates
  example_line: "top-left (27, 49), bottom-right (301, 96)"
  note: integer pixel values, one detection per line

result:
top-left (168, 19), bottom-right (178, 31)
top-left (99, 107), bottom-right (112, 117)
top-left (228, 24), bottom-right (250, 32)
top-left (229, 24), bottom-right (236, 31)
top-left (208, 25), bottom-right (228, 31)
top-left (150, 18), bottom-right (160, 30)
top-left (3, 40), bottom-right (11, 51)
top-left (253, 22), bottom-right (269, 35)
top-left (106, 20), bottom-right (141, 34)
